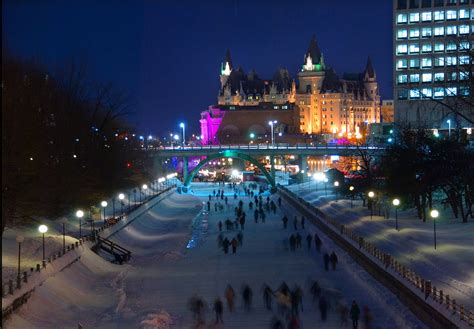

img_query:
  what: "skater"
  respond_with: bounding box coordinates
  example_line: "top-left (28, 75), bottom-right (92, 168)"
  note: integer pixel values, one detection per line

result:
top-left (362, 305), bottom-right (372, 329)
top-left (262, 284), bottom-right (273, 310)
top-left (261, 211), bottom-right (266, 223)
top-left (242, 285), bottom-right (253, 311)
top-left (301, 216), bottom-right (305, 229)
top-left (295, 233), bottom-right (302, 249)
top-left (306, 234), bottom-right (312, 250)
top-left (310, 280), bottom-right (321, 301)
top-left (231, 237), bottom-right (238, 254)
top-left (282, 216), bottom-right (288, 229)
top-left (214, 202), bottom-right (218, 212)
top-left (237, 231), bottom-right (243, 245)
top-left (290, 289), bottom-right (300, 315)
top-left (234, 193), bottom-right (237, 200)
top-left (254, 209), bottom-right (259, 223)
top-left (278, 196), bottom-right (282, 207)
top-left (319, 295), bottom-right (328, 321)
top-left (293, 216), bottom-right (298, 230)
top-left (314, 233), bottom-right (322, 252)
top-left (323, 253), bottom-right (330, 271)
top-left (294, 285), bottom-right (304, 311)
top-left (218, 221), bottom-right (223, 232)
top-left (330, 251), bottom-right (339, 270)
top-left (188, 295), bottom-right (206, 325)
top-left (240, 216), bottom-right (246, 230)
top-left (337, 300), bottom-right (349, 328)
top-left (207, 201), bottom-right (211, 211)
top-left (249, 201), bottom-right (253, 209)
top-left (209, 194), bottom-right (212, 201)
top-left (225, 285), bottom-right (235, 312)
top-left (289, 234), bottom-right (296, 251)
top-left (223, 237), bottom-right (230, 254)
top-left (225, 196), bottom-right (228, 204)
top-left (213, 297), bottom-right (224, 323)
top-left (350, 300), bottom-right (360, 329)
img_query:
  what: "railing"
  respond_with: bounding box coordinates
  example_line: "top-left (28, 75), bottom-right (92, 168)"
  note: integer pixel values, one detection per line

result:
top-left (157, 143), bottom-right (386, 151)
top-left (96, 236), bottom-right (131, 262)
top-left (278, 185), bottom-right (474, 328)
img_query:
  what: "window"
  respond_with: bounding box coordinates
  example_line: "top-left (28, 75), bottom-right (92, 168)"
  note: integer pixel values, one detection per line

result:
top-left (459, 25), bottom-right (470, 34)
top-left (447, 0), bottom-right (457, 5)
top-left (446, 42), bottom-right (457, 51)
top-left (397, 29), bottom-right (408, 39)
top-left (410, 73), bottom-right (420, 82)
top-left (397, 59), bottom-right (408, 69)
top-left (459, 9), bottom-right (470, 19)
top-left (421, 12), bottom-right (432, 21)
top-left (446, 10), bottom-right (457, 20)
top-left (433, 0), bottom-right (444, 6)
top-left (422, 73), bottom-right (433, 82)
top-left (410, 58), bottom-right (421, 68)
top-left (434, 11), bottom-right (445, 20)
top-left (459, 41), bottom-right (469, 51)
top-left (446, 25), bottom-right (457, 35)
top-left (434, 26), bottom-right (444, 36)
top-left (409, 43), bottom-right (420, 53)
top-left (421, 27), bottom-right (432, 37)
top-left (397, 14), bottom-right (408, 24)
top-left (459, 55), bottom-right (470, 65)
top-left (434, 72), bottom-right (445, 81)
top-left (447, 72), bottom-right (457, 81)
top-left (421, 88), bottom-right (432, 98)
top-left (460, 71), bottom-right (469, 80)
top-left (435, 56), bottom-right (445, 66)
top-left (410, 0), bottom-right (420, 8)
top-left (459, 86), bottom-right (470, 96)
top-left (446, 56), bottom-right (457, 65)
top-left (421, 0), bottom-right (432, 7)
top-left (422, 43), bottom-right (432, 52)
top-left (397, 44), bottom-right (408, 54)
top-left (434, 87), bottom-right (444, 98)
top-left (410, 12), bottom-right (420, 23)
top-left (398, 74), bottom-right (408, 84)
top-left (410, 88), bottom-right (421, 98)
top-left (434, 42), bottom-right (445, 51)
top-left (410, 28), bottom-right (420, 38)
top-left (446, 87), bottom-right (457, 96)
top-left (421, 58), bottom-right (432, 67)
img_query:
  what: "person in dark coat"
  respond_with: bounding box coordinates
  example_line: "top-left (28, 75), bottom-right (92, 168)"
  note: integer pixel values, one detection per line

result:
top-left (234, 193), bottom-right (237, 199)
top-left (350, 300), bottom-right (360, 329)
top-left (278, 196), bottom-right (282, 207)
top-left (330, 251), bottom-right (339, 270)
top-left (289, 234), bottom-right (296, 251)
top-left (223, 237), bottom-right (230, 254)
top-left (310, 280), bottom-right (321, 301)
top-left (209, 194), bottom-right (212, 201)
top-left (242, 285), bottom-right (253, 311)
top-left (218, 221), bottom-right (223, 232)
top-left (240, 216), bottom-right (246, 230)
top-left (282, 216), bottom-right (288, 229)
top-left (271, 316), bottom-right (284, 329)
top-left (301, 216), bottom-right (305, 229)
top-left (319, 295), bottom-right (328, 321)
top-left (231, 237), bottom-right (238, 254)
top-left (296, 233), bottom-right (303, 248)
top-left (225, 284), bottom-right (235, 312)
top-left (314, 233), bottom-right (322, 252)
top-left (249, 201), bottom-right (253, 209)
top-left (213, 297), bottom-right (224, 323)
top-left (306, 234), bottom-right (312, 250)
top-left (323, 253), bottom-right (330, 271)
top-left (293, 216), bottom-right (298, 230)
top-left (262, 284), bottom-right (274, 310)
top-left (261, 211), bottom-right (266, 223)
top-left (237, 231), bottom-right (243, 245)
top-left (225, 196), bottom-right (228, 204)
top-left (207, 201), bottom-right (211, 211)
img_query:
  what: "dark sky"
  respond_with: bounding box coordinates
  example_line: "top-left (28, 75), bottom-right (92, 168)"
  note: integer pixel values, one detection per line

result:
top-left (3, 0), bottom-right (393, 136)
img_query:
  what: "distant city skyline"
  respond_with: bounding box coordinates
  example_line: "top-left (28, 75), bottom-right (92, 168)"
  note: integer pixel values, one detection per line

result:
top-left (3, 0), bottom-right (393, 135)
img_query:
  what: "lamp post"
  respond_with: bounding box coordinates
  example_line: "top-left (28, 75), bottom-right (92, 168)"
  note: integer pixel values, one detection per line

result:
top-left (392, 198), bottom-right (400, 231)
top-left (430, 209), bottom-right (439, 250)
top-left (38, 225), bottom-right (48, 260)
top-left (101, 201), bottom-right (108, 222)
top-left (349, 186), bottom-right (355, 208)
top-left (268, 120), bottom-right (277, 147)
top-left (16, 235), bottom-right (24, 289)
top-left (142, 184), bottom-right (148, 200)
top-left (112, 198), bottom-right (116, 218)
top-left (76, 210), bottom-right (84, 238)
top-left (62, 220), bottom-right (66, 253)
top-left (334, 181), bottom-right (339, 201)
top-left (179, 122), bottom-right (185, 146)
top-left (447, 119), bottom-right (451, 138)
top-left (128, 192), bottom-right (131, 212)
top-left (118, 193), bottom-right (125, 215)
top-left (368, 191), bottom-right (375, 220)
top-left (133, 189), bottom-right (137, 205)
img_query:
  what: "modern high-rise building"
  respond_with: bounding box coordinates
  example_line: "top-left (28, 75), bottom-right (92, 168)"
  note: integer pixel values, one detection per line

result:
top-left (393, 0), bottom-right (473, 128)
top-left (201, 36), bottom-right (381, 144)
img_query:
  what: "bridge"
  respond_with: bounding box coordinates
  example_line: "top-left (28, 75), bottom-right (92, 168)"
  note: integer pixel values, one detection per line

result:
top-left (152, 144), bottom-right (386, 189)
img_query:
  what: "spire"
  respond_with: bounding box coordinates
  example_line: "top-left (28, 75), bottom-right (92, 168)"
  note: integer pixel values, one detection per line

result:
top-left (305, 35), bottom-right (322, 65)
top-left (221, 49), bottom-right (233, 76)
top-left (225, 49), bottom-right (233, 69)
top-left (364, 56), bottom-right (376, 79)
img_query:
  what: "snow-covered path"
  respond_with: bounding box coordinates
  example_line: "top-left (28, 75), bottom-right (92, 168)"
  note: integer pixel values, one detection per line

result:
top-left (5, 183), bottom-right (426, 328)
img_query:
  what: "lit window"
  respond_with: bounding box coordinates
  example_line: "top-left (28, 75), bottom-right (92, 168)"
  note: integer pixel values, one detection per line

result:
top-left (410, 89), bottom-right (420, 99)
top-left (446, 56), bottom-right (457, 66)
top-left (459, 25), bottom-right (470, 34)
top-left (421, 88), bottom-right (432, 98)
top-left (421, 12), bottom-right (432, 21)
top-left (460, 70), bottom-right (469, 80)
top-left (421, 58), bottom-right (432, 68)
top-left (421, 43), bottom-right (432, 52)
top-left (459, 86), bottom-right (470, 96)
top-left (410, 12), bottom-right (420, 23)
top-left (422, 73), bottom-right (432, 82)
top-left (459, 55), bottom-right (470, 65)
top-left (397, 29), bottom-right (408, 39)
top-left (398, 74), bottom-right (408, 84)
top-left (435, 57), bottom-right (445, 67)
top-left (434, 26), bottom-right (444, 36)
top-left (397, 14), bottom-right (408, 24)
top-left (410, 73), bottom-right (420, 82)
top-left (434, 42), bottom-right (445, 52)
top-left (447, 72), bottom-right (457, 81)
top-left (434, 11), bottom-right (445, 21)
top-left (459, 9), bottom-right (470, 19)
top-left (409, 44), bottom-right (420, 54)
top-left (446, 87), bottom-right (457, 96)
top-left (398, 89), bottom-right (408, 100)
top-left (446, 26), bottom-right (457, 35)
top-left (434, 72), bottom-right (444, 81)
top-left (446, 42), bottom-right (457, 51)
top-left (397, 44), bottom-right (408, 54)
top-left (409, 28), bottom-right (420, 38)
top-left (459, 41), bottom-right (469, 51)
top-left (410, 58), bottom-right (420, 68)
top-left (434, 87), bottom-right (444, 98)
top-left (397, 59), bottom-right (408, 69)
top-left (446, 10), bottom-right (457, 20)
top-left (421, 27), bottom-right (432, 38)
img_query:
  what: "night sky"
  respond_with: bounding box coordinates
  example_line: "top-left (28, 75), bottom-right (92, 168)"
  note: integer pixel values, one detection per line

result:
top-left (3, 0), bottom-right (393, 136)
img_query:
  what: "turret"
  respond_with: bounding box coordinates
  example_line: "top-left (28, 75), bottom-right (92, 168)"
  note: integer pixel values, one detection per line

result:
top-left (220, 49), bottom-right (233, 89)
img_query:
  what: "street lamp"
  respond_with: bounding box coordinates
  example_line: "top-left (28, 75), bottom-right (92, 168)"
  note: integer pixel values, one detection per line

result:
top-left (101, 201), bottom-right (108, 221)
top-left (118, 193), bottom-right (125, 215)
top-left (38, 225), bottom-right (48, 260)
top-left (349, 186), bottom-right (355, 208)
top-left (268, 120), bottom-right (277, 147)
top-left (368, 191), bottom-right (375, 220)
top-left (179, 122), bottom-right (185, 146)
top-left (16, 235), bottom-right (24, 289)
top-left (430, 209), bottom-right (439, 250)
top-left (447, 119), bottom-right (451, 138)
top-left (76, 210), bottom-right (84, 238)
top-left (142, 184), bottom-right (148, 199)
top-left (334, 181), bottom-right (340, 201)
top-left (392, 198), bottom-right (400, 231)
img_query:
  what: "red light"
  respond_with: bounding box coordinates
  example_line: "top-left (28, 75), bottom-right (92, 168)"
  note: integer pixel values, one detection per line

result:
top-left (126, 162), bottom-right (132, 168)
